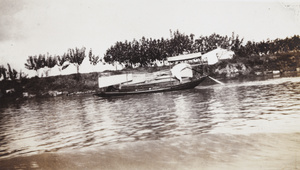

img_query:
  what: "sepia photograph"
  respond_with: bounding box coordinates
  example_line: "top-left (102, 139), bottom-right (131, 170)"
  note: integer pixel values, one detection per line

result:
top-left (0, 0), bottom-right (300, 169)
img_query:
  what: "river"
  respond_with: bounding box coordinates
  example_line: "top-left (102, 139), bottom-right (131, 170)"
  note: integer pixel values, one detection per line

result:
top-left (0, 76), bottom-right (300, 169)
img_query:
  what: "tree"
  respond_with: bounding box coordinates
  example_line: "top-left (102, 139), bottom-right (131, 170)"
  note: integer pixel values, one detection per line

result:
top-left (57, 55), bottom-right (67, 67)
top-left (0, 65), bottom-right (7, 81)
top-left (88, 48), bottom-right (100, 65)
top-left (230, 32), bottom-right (244, 53)
top-left (37, 54), bottom-right (46, 68)
top-left (66, 47), bottom-right (86, 73)
top-left (55, 54), bottom-right (69, 74)
top-left (168, 30), bottom-right (193, 56)
top-left (45, 55), bottom-right (57, 68)
top-left (25, 54), bottom-right (48, 76)
top-left (7, 64), bottom-right (18, 81)
top-left (25, 56), bottom-right (39, 74)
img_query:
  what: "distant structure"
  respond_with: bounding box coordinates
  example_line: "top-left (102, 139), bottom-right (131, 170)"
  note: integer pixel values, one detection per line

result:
top-left (32, 58), bottom-right (118, 78)
top-left (167, 47), bottom-right (234, 65)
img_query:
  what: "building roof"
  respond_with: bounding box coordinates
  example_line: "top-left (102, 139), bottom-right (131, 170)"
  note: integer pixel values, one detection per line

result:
top-left (167, 52), bottom-right (202, 62)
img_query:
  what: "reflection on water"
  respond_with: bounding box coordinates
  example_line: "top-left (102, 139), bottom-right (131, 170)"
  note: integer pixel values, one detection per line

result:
top-left (0, 76), bottom-right (300, 165)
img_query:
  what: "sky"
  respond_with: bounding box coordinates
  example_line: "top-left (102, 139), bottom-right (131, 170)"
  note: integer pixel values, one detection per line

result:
top-left (0, 0), bottom-right (300, 72)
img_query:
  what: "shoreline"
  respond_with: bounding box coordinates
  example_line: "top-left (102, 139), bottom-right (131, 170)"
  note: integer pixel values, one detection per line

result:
top-left (1, 68), bottom-right (300, 104)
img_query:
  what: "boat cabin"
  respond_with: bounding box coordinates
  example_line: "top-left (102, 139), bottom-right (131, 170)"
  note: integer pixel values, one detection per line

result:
top-left (167, 52), bottom-right (203, 66)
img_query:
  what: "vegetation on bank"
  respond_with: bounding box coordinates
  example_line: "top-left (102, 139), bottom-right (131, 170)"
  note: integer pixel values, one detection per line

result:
top-left (0, 73), bottom-right (99, 99)
top-left (103, 31), bottom-right (300, 68)
top-left (0, 30), bottom-right (300, 101)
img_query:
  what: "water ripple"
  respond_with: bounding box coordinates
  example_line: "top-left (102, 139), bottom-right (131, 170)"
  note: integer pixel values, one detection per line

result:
top-left (1, 77), bottom-right (300, 159)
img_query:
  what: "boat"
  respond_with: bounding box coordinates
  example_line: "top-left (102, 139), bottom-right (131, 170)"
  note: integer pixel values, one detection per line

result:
top-left (95, 75), bottom-right (207, 97)
top-left (95, 52), bottom-right (208, 97)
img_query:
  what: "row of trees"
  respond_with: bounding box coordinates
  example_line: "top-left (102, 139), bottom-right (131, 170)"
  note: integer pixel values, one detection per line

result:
top-left (24, 47), bottom-right (101, 75)
top-left (236, 35), bottom-right (300, 57)
top-left (11, 31), bottom-right (300, 79)
top-left (104, 30), bottom-right (243, 67)
top-left (1, 47), bottom-right (101, 81)
top-left (104, 30), bottom-right (300, 67)
top-left (22, 31), bottom-right (300, 75)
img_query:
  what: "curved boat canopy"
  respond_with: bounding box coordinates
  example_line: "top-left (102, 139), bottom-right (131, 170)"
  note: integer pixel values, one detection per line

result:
top-left (171, 63), bottom-right (193, 82)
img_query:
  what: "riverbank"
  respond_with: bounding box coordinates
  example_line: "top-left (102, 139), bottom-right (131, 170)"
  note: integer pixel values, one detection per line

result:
top-left (1, 61), bottom-right (300, 103)
top-left (0, 66), bottom-right (171, 102)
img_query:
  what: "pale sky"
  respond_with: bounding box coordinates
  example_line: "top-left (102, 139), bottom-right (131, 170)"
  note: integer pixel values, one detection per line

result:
top-left (0, 0), bottom-right (300, 72)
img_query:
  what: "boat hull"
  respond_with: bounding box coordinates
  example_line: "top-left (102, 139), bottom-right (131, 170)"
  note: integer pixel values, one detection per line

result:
top-left (95, 76), bottom-right (207, 97)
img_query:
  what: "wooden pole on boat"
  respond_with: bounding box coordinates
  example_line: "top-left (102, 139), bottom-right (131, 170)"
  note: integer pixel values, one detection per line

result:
top-left (208, 76), bottom-right (225, 85)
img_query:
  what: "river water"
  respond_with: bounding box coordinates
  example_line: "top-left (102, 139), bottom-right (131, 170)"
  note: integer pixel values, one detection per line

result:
top-left (0, 76), bottom-right (300, 169)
